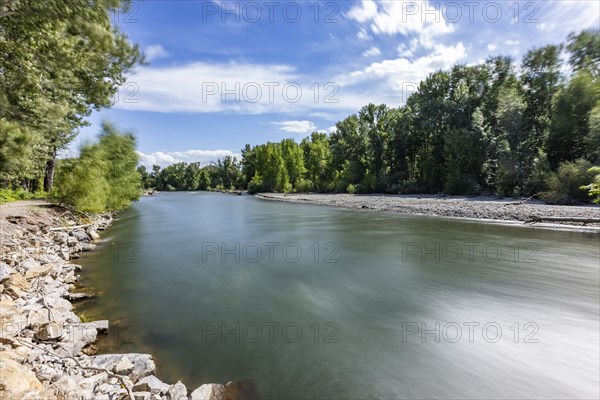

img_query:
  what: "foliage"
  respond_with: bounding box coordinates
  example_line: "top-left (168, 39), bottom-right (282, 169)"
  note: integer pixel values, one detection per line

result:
top-left (541, 160), bottom-right (596, 204)
top-left (547, 69), bottom-right (600, 167)
top-left (0, 0), bottom-right (144, 192)
top-left (580, 167), bottom-right (600, 204)
top-left (52, 122), bottom-right (140, 212)
top-left (0, 188), bottom-right (45, 204)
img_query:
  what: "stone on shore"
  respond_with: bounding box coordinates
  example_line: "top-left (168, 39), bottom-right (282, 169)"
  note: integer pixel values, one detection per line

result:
top-left (0, 262), bottom-right (16, 282)
top-left (90, 353), bottom-right (156, 382)
top-left (0, 357), bottom-right (55, 400)
top-left (0, 300), bottom-right (27, 339)
top-left (133, 374), bottom-right (170, 395)
top-left (87, 228), bottom-right (100, 240)
top-left (167, 381), bottom-right (188, 400)
top-left (24, 263), bottom-right (54, 280)
top-left (4, 272), bottom-right (31, 294)
top-left (70, 229), bottom-right (90, 242)
top-left (190, 383), bottom-right (226, 400)
top-left (35, 322), bottom-right (63, 341)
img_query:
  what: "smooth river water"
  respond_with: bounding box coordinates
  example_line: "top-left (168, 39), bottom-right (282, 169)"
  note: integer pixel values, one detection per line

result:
top-left (77, 192), bottom-right (600, 399)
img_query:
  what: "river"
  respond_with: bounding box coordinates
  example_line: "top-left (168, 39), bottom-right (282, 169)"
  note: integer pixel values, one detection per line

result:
top-left (77, 192), bottom-right (600, 399)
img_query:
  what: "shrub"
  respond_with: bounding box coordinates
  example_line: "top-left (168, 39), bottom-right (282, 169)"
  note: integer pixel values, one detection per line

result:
top-left (580, 166), bottom-right (600, 204)
top-left (247, 175), bottom-right (263, 194)
top-left (0, 188), bottom-right (33, 203)
top-left (294, 178), bottom-right (313, 193)
top-left (541, 159), bottom-right (596, 204)
top-left (524, 154), bottom-right (552, 196)
top-left (51, 122), bottom-right (140, 212)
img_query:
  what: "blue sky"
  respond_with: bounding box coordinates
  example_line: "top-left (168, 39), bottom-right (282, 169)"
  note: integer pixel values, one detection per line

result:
top-left (72, 0), bottom-right (600, 167)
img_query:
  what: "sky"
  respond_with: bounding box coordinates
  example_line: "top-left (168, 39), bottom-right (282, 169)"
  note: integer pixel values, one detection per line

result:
top-left (71, 0), bottom-right (600, 168)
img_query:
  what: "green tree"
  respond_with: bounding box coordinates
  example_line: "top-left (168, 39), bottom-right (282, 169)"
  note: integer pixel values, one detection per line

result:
top-left (566, 30), bottom-right (600, 75)
top-left (495, 84), bottom-right (527, 196)
top-left (52, 121), bottom-right (140, 212)
top-left (520, 45), bottom-right (563, 153)
top-left (53, 149), bottom-right (109, 213)
top-left (546, 69), bottom-right (600, 167)
top-left (0, 0), bottom-right (144, 191)
top-left (585, 102), bottom-right (600, 163)
top-left (301, 132), bottom-right (333, 192)
top-left (280, 139), bottom-right (306, 189)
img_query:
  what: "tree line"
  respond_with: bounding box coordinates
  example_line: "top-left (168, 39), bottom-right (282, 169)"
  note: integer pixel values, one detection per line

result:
top-left (0, 0), bottom-right (144, 211)
top-left (144, 30), bottom-right (600, 204)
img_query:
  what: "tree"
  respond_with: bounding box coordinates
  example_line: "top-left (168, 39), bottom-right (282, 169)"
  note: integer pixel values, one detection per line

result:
top-left (52, 121), bottom-right (140, 212)
top-left (546, 69), bottom-right (600, 167)
top-left (0, 0), bottom-right (144, 191)
top-left (407, 70), bottom-right (451, 192)
top-left (53, 148), bottom-right (110, 213)
top-left (280, 139), bottom-right (306, 189)
top-left (495, 84), bottom-right (527, 196)
top-left (443, 127), bottom-right (484, 194)
top-left (567, 30), bottom-right (600, 75)
top-left (301, 132), bottom-right (333, 192)
top-left (358, 103), bottom-right (390, 191)
top-left (585, 102), bottom-right (600, 163)
top-left (520, 45), bottom-right (563, 152)
top-left (241, 144), bottom-right (256, 188)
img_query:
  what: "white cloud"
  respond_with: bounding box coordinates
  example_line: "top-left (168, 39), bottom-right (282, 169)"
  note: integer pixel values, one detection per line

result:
top-left (536, 1), bottom-right (599, 34)
top-left (145, 45), bottom-right (169, 61)
top-left (487, 43), bottom-right (497, 52)
top-left (271, 120), bottom-right (316, 134)
top-left (347, 0), bottom-right (454, 51)
top-left (504, 39), bottom-right (520, 46)
top-left (136, 149), bottom-right (242, 168)
top-left (332, 42), bottom-right (467, 106)
top-left (357, 28), bottom-right (373, 41)
top-left (346, 0), bottom-right (379, 23)
top-left (363, 46), bottom-right (382, 57)
top-left (335, 43), bottom-right (467, 88)
top-left (327, 126), bottom-right (337, 133)
top-left (114, 60), bottom-right (372, 115)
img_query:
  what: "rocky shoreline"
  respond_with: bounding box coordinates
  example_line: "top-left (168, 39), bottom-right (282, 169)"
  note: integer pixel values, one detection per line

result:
top-left (0, 201), bottom-right (250, 400)
top-left (256, 193), bottom-right (600, 229)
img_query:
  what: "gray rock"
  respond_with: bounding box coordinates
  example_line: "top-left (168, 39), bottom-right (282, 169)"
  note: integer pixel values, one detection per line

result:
top-left (38, 252), bottom-right (62, 264)
top-left (80, 372), bottom-right (108, 391)
top-left (24, 263), bottom-right (54, 280)
top-left (87, 228), bottom-right (100, 240)
top-left (90, 354), bottom-right (156, 382)
top-left (167, 381), bottom-right (188, 400)
top-left (71, 229), bottom-right (90, 242)
top-left (36, 364), bottom-right (63, 382)
top-left (63, 272), bottom-right (78, 284)
top-left (53, 375), bottom-right (82, 399)
top-left (61, 322), bottom-right (99, 344)
top-left (0, 301), bottom-right (27, 339)
top-left (35, 322), bottom-right (63, 341)
top-left (133, 375), bottom-right (170, 395)
top-left (53, 232), bottom-right (70, 245)
top-left (45, 296), bottom-right (73, 311)
top-left (96, 383), bottom-right (121, 395)
top-left (18, 258), bottom-right (40, 271)
top-left (189, 384), bottom-right (226, 400)
top-left (60, 247), bottom-right (70, 260)
top-left (0, 262), bottom-right (16, 282)
top-left (133, 392), bottom-right (152, 400)
top-left (114, 356), bottom-right (135, 375)
top-left (80, 243), bottom-right (97, 251)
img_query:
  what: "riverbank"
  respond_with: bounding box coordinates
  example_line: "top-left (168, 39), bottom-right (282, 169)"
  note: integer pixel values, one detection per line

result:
top-left (0, 200), bottom-right (250, 400)
top-left (256, 193), bottom-right (600, 229)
